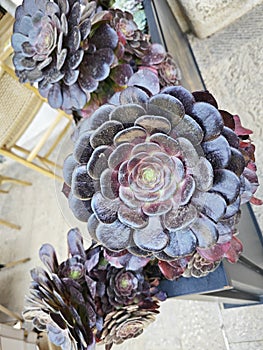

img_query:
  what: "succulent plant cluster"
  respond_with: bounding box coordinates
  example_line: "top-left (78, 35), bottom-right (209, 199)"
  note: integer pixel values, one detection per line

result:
top-left (11, 0), bottom-right (261, 347)
top-left (12, 0), bottom-right (180, 115)
top-left (63, 85), bottom-right (261, 280)
top-left (24, 228), bottom-right (165, 349)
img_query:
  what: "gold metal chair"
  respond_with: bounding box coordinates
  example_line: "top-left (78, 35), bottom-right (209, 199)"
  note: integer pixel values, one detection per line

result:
top-left (0, 13), bottom-right (73, 181)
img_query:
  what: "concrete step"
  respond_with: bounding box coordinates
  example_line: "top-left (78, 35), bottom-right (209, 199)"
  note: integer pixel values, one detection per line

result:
top-left (167, 0), bottom-right (263, 38)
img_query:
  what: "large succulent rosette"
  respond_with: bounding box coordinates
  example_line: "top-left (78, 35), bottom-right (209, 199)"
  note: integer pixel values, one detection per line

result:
top-left (63, 85), bottom-right (261, 278)
top-left (12, 0), bottom-right (180, 116)
top-left (12, 0), bottom-right (120, 113)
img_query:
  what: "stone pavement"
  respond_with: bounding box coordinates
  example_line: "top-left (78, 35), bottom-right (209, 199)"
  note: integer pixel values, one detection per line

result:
top-left (188, 2), bottom-right (263, 230)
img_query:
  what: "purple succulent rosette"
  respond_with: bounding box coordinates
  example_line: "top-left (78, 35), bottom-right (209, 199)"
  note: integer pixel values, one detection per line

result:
top-left (23, 228), bottom-right (164, 350)
top-left (23, 229), bottom-right (96, 350)
top-left (63, 85), bottom-right (260, 269)
top-left (12, 0), bottom-right (119, 113)
top-left (12, 0), bottom-right (180, 116)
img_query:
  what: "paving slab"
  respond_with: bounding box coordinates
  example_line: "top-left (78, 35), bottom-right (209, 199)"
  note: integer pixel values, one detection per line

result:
top-left (221, 304), bottom-right (263, 343)
top-left (188, 3), bottom-right (263, 230)
top-left (229, 341), bottom-right (263, 350)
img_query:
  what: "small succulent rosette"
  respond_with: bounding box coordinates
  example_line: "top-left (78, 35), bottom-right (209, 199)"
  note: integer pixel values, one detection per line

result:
top-left (23, 228), bottom-right (164, 350)
top-left (11, 0), bottom-right (180, 115)
top-left (63, 85), bottom-right (261, 280)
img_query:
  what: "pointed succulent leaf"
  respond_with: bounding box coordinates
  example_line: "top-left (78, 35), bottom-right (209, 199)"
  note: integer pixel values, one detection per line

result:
top-left (39, 244), bottom-right (59, 273)
top-left (79, 18), bottom-right (91, 40)
top-left (67, 228), bottom-right (86, 258)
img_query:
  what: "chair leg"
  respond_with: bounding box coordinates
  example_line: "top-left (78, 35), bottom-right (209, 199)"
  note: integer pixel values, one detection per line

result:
top-left (0, 176), bottom-right (32, 186)
top-left (0, 219), bottom-right (21, 230)
top-left (0, 304), bottom-right (23, 323)
top-left (0, 148), bottom-right (63, 181)
top-left (0, 257), bottom-right (30, 270)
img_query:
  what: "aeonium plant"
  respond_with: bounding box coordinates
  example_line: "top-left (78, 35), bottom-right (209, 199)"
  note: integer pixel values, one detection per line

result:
top-left (11, 0), bottom-right (180, 116)
top-left (62, 83), bottom-right (261, 280)
top-left (24, 228), bottom-right (165, 350)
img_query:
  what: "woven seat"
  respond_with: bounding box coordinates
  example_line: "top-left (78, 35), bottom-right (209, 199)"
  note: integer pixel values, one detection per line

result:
top-left (0, 13), bottom-right (73, 181)
top-left (0, 71), bottom-right (43, 149)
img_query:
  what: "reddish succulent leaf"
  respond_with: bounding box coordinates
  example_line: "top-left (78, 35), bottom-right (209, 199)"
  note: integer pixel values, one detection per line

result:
top-left (197, 241), bottom-right (231, 262)
top-left (233, 115), bottom-right (253, 136)
top-left (158, 260), bottom-right (186, 280)
top-left (224, 236), bottom-right (243, 263)
top-left (192, 90), bottom-right (218, 108)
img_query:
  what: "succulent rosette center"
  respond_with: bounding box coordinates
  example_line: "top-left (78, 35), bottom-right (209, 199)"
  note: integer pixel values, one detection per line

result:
top-left (116, 271), bottom-right (138, 295)
top-left (63, 85), bottom-right (259, 265)
top-left (118, 321), bottom-right (143, 339)
top-left (119, 143), bottom-right (181, 215)
top-left (35, 16), bottom-right (57, 57)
